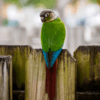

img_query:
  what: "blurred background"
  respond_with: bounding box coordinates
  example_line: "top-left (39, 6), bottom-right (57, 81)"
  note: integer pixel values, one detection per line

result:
top-left (0, 0), bottom-right (100, 55)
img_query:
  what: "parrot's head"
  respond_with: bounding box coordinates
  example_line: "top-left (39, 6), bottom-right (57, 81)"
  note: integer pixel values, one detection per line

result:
top-left (40, 9), bottom-right (58, 23)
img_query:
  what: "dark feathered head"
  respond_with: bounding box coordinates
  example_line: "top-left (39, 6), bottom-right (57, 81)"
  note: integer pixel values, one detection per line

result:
top-left (40, 9), bottom-right (58, 23)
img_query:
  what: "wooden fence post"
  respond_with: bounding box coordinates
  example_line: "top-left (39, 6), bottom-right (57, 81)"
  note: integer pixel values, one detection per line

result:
top-left (0, 45), bottom-right (33, 100)
top-left (0, 45), bottom-right (32, 90)
top-left (25, 49), bottom-right (76, 100)
top-left (0, 56), bottom-right (12, 100)
top-left (74, 46), bottom-right (100, 99)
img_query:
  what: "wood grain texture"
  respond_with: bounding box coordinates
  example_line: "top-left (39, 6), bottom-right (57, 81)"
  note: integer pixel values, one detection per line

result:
top-left (0, 56), bottom-right (12, 100)
top-left (26, 49), bottom-right (76, 100)
top-left (74, 46), bottom-right (100, 92)
top-left (0, 45), bottom-right (32, 90)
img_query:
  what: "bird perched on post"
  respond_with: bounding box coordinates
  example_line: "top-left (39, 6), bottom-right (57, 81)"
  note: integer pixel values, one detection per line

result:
top-left (40, 9), bottom-right (66, 100)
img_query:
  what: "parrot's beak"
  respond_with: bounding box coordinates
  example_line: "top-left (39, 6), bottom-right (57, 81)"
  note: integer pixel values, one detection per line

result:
top-left (41, 17), bottom-right (46, 22)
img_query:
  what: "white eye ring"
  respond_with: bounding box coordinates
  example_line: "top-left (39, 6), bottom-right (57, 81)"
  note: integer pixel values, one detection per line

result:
top-left (45, 13), bottom-right (49, 17)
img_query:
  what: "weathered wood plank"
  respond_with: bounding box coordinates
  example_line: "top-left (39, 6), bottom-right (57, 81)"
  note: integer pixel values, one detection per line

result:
top-left (0, 56), bottom-right (12, 100)
top-left (62, 50), bottom-right (76, 100)
top-left (74, 46), bottom-right (100, 92)
top-left (25, 49), bottom-right (46, 100)
top-left (93, 47), bottom-right (100, 92)
top-left (36, 50), bottom-right (46, 100)
top-left (0, 45), bottom-right (32, 90)
top-left (57, 51), bottom-right (64, 100)
top-left (26, 49), bottom-right (76, 100)
top-left (74, 46), bottom-right (94, 92)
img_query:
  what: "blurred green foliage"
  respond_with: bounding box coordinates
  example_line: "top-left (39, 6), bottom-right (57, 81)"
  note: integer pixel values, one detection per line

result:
top-left (71, 0), bottom-right (100, 5)
top-left (2, 19), bottom-right (8, 26)
top-left (88, 0), bottom-right (100, 5)
top-left (4, 0), bottom-right (57, 8)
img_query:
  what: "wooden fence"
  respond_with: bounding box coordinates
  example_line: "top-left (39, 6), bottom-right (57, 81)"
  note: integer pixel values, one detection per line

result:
top-left (1, 45), bottom-right (100, 100)
top-left (25, 49), bottom-right (76, 100)
top-left (0, 56), bottom-right (12, 100)
top-left (0, 45), bottom-right (32, 100)
top-left (74, 46), bottom-right (100, 100)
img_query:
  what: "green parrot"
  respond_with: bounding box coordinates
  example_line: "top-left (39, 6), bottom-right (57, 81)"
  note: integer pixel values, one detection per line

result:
top-left (40, 9), bottom-right (66, 100)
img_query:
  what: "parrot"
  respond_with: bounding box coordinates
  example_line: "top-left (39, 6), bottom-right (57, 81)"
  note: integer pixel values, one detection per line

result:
top-left (40, 9), bottom-right (66, 100)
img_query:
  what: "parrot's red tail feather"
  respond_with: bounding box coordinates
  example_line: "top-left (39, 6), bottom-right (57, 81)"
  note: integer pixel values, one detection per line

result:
top-left (45, 59), bottom-right (57, 100)
top-left (45, 64), bottom-right (52, 94)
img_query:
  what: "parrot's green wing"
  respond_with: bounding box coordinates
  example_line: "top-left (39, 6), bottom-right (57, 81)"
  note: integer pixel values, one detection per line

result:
top-left (41, 17), bottom-right (66, 68)
top-left (41, 17), bottom-right (66, 52)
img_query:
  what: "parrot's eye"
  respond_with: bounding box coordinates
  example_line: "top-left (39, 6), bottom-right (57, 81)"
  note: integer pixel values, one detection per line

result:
top-left (45, 13), bottom-right (49, 17)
